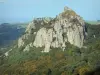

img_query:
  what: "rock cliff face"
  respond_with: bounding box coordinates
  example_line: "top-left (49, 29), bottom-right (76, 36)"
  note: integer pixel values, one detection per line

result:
top-left (18, 6), bottom-right (86, 52)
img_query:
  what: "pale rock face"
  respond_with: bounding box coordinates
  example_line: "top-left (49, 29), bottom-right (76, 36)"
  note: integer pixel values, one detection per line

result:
top-left (18, 37), bottom-right (24, 48)
top-left (18, 22), bottom-right (35, 48)
top-left (33, 28), bottom-right (53, 52)
top-left (34, 32), bottom-right (36, 35)
top-left (23, 45), bottom-right (30, 52)
top-left (4, 49), bottom-right (12, 57)
top-left (64, 6), bottom-right (72, 11)
top-left (42, 17), bottom-right (53, 23)
top-left (29, 43), bottom-right (34, 47)
top-left (67, 24), bottom-right (84, 48)
top-left (33, 28), bottom-right (47, 47)
top-left (4, 52), bottom-right (9, 57)
top-left (17, 6), bottom-right (86, 52)
top-left (23, 43), bottom-right (34, 52)
top-left (33, 7), bottom-right (85, 52)
top-left (18, 34), bottom-right (29, 48)
top-left (25, 22), bottom-right (36, 34)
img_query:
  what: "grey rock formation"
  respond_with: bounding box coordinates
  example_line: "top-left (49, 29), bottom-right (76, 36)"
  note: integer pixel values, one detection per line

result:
top-left (25, 21), bottom-right (36, 34)
top-left (18, 6), bottom-right (86, 52)
top-left (18, 34), bottom-right (30, 48)
top-left (4, 49), bottom-right (12, 56)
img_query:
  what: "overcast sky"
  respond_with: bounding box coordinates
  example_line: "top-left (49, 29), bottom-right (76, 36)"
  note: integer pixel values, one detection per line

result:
top-left (0, 0), bottom-right (100, 23)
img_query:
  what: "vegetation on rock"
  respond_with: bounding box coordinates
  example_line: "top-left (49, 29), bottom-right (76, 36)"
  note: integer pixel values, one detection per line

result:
top-left (0, 7), bottom-right (100, 75)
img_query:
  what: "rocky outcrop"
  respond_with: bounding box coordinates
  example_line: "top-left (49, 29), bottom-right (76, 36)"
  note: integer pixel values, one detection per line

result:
top-left (4, 49), bottom-right (12, 56)
top-left (18, 6), bottom-right (86, 52)
top-left (25, 22), bottom-right (36, 34)
top-left (18, 34), bottom-right (30, 48)
top-left (23, 43), bottom-right (33, 52)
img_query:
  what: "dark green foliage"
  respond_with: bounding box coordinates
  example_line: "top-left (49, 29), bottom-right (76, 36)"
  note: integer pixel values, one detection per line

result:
top-left (0, 23), bottom-right (100, 75)
top-left (85, 23), bottom-right (100, 45)
top-left (0, 42), bottom-right (100, 75)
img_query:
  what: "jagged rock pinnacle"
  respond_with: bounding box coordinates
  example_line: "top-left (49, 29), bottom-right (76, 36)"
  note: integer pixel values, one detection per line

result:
top-left (64, 6), bottom-right (72, 11)
top-left (17, 6), bottom-right (86, 52)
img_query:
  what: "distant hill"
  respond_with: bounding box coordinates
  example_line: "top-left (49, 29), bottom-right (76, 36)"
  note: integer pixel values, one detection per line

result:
top-left (85, 20), bottom-right (100, 25)
top-left (0, 23), bottom-right (27, 47)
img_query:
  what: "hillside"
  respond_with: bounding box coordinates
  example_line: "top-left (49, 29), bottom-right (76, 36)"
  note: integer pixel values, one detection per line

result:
top-left (0, 6), bottom-right (100, 75)
top-left (0, 23), bottom-right (27, 47)
top-left (85, 21), bottom-right (100, 25)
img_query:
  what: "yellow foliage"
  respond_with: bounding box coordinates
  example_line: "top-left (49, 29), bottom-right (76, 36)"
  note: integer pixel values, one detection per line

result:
top-left (61, 71), bottom-right (67, 75)
top-left (22, 60), bottom-right (37, 73)
top-left (55, 52), bottom-right (64, 60)
top-left (75, 65), bottom-right (91, 75)
top-left (39, 56), bottom-right (52, 68)
top-left (61, 10), bottom-right (76, 18)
